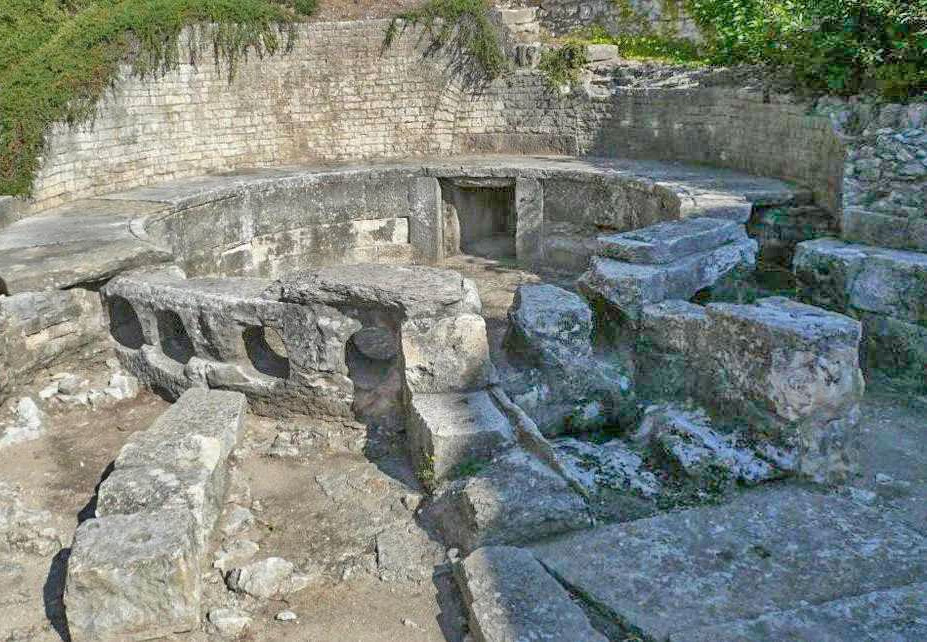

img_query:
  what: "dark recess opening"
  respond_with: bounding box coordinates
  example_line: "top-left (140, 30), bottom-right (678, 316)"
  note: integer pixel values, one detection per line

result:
top-left (346, 326), bottom-right (401, 423)
top-left (0, 277), bottom-right (7, 296)
top-left (108, 296), bottom-right (144, 349)
top-left (243, 326), bottom-right (291, 379)
top-left (156, 309), bottom-right (195, 364)
top-left (441, 180), bottom-right (516, 260)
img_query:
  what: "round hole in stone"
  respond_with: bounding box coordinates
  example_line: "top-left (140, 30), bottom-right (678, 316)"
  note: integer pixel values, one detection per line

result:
top-left (156, 309), bottom-right (195, 364)
top-left (243, 326), bottom-right (291, 379)
top-left (108, 296), bottom-right (144, 349)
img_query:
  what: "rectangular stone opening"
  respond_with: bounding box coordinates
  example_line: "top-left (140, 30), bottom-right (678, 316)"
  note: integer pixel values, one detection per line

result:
top-left (441, 179), bottom-right (516, 260)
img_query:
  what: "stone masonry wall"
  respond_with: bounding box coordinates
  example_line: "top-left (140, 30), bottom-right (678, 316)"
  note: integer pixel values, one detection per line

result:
top-left (534, 0), bottom-right (701, 40)
top-left (23, 20), bottom-right (843, 218)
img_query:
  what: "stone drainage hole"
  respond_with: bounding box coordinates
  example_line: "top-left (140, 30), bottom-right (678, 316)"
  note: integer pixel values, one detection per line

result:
top-left (346, 326), bottom-right (401, 423)
top-left (243, 326), bottom-right (291, 379)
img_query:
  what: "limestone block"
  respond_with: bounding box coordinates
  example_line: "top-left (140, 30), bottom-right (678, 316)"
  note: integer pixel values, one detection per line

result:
top-left (596, 217), bottom-right (746, 265)
top-left (794, 238), bottom-right (927, 325)
top-left (435, 449), bottom-right (588, 552)
top-left (401, 314), bottom-right (493, 394)
top-left (578, 238), bottom-right (757, 321)
top-left (514, 177), bottom-right (544, 265)
top-left (455, 546), bottom-right (606, 642)
top-left (407, 391), bottom-right (514, 482)
top-left (505, 283), bottom-right (594, 366)
top-left (96, 466), bottom-right (225, 546)
top-left (638, 297), bottom-right (865, 483)
top-left (115, 388), bottom-right (247, 472)
top-left (64, 510), bottom-right (201, 641)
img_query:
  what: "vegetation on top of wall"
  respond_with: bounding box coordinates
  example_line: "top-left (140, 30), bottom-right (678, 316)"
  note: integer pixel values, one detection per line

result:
top-left (384, 0), bottom-right (506, 79)
top-left (573, 24), bottom-right (707, 66)
top-left (0, 0), bottom-right (310, 197)
top-left (687, 0), bottom-right (927, 100)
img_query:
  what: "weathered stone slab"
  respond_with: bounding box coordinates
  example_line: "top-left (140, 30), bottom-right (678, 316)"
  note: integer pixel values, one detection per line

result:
top-left (842, 207), bottom-right (927, 254)
top-left (597, 217), bottom-right (745, 264)
top-left (794, 238), bottom-right (927, 325)
top-left (676, 582), bottom-right (927, 642)
top-left (64, 509), bottom-right (201, 641)
top-left (435, 449), bottom-right (588, 552)
top-left (455, 546), bottom-right (607, 642)
top-left (96, 466), bottom-right (225, 545)
top-left (533, 488), bottom-right (927, 641)
top-left (115, 388), bottom-right (247, 472)
top-left (401, 314), bottom-right (494, 394)
top-left (860, 312), bottom-right (927, 390)
top-left (407, 391), bottom-right (514, 481)
top-left (579, 238), bottom-right (757, 320)
top-left (272, 264), bottom-right (481, 319)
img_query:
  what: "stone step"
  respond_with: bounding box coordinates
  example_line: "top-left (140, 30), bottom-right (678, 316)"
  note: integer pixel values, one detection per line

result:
top-left (407, 391), bottom-right (515, 482)
top-left (434, 448), bottom-right (589, 553)
top-left (596, 217), bottom-right (746, 265)
top-left (842, 207), bottom-right (927, 254)
top-left (794, 238), bottom-right (927, 326)
top-left (578, 238), bottom-right (757, 321)
top-left (532, 488), bottom-right (927, 641)
top-left (455, 546), bottom-right (607, 642)
top-left (677, 582), bottom-right (927, 642)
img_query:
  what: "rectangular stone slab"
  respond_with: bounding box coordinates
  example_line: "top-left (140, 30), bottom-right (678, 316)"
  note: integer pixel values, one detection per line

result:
top-left (596, 217), bottom-right (745, 264)
top-left (794, 238), bottom-right (927, 325)
top-left (115, 388), bottom-right (247, 472)
top-left (407, 391), bottom-right (514, 481)
top-left (532, 488), bottom-right (927, 641)
top-left (675, 582), bottom-right (927, 642)
top-left (64, 509), bottom-right (201, 641)
top-left (455, 546), bottom-right (607, 642)
top-left (578, 238), bottom-right (757, 320)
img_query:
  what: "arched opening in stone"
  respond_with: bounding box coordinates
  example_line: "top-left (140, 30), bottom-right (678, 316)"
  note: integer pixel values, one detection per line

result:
top-left (441, 179), bottom-right (517, 260)
top-left (346, 326), bottom-right (402, 423)
top-left (243, 326), bottom-right (291, 379)
top-left (156, 309), bottom-right (195, 364)
top-left (108, 296), bottom-right (144, 349)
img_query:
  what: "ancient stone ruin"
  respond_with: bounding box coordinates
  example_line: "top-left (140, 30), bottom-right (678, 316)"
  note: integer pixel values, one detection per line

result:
top-left (1, 5), bottom-right (925, 642)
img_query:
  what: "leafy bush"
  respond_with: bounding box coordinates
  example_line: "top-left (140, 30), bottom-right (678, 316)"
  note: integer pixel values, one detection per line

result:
top-left (538, 41), bottom-right (590, 87)
top-left (687, 0), bottom-right (927, 98)
top-left (0, 0), bottom-right (309, 197)
top-left (384, 0), bottom-right (506, 78)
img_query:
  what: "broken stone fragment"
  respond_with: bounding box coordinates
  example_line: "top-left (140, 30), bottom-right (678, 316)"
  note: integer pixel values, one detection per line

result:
top-left (635, 404), bottom-right (780, 484)
top-left (0, 397), bottom-right (45, 449)
top-left (208, 607), bottom-right (252, 638)
top-left (103, 372), bottom-right (139, 401)
top-left (455, 546), bottom-right (607, 642)
top-left (226, 557), bottom-right (316, 599)
top-left (64, 509), bottom-right (202, 641)
top-left (213, 539), bottom-right (260, 574)
top-left (553, 437), bottom-right (661, 497)
top-left (505, 283), bottom-right (594, 367)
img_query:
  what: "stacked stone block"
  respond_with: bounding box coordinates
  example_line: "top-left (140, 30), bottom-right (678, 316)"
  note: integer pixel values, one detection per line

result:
top-left (64, 389), bottom-right (247, 641)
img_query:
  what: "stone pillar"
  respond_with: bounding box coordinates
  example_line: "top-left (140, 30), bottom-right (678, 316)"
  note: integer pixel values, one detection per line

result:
top-left (514, 177), bottom-right (544, 267)
top-left (408, 177), bottom-right (443, 265)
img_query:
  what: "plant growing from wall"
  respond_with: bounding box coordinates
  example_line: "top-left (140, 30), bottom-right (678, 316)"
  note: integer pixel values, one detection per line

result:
top-left (0, 0), bottom-right (313, 197)
top-left (383, 0), bottom-right (507, 79)
top-left (537, 41), bottom-right (590, 88)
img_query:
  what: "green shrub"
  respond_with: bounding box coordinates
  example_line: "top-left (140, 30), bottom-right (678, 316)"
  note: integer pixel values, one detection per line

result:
top-left (538, 41), bottom-right (590, 88)
top-left (687, 0), bottom-right (927, 98)
top-left (384, 0), bottom-right (506, 78)
top-left (0, 0), bottom-right (301, 197)
top-left (293, 0), bottom-right (318, 17)
top-left (572, 24), bottom-right (707, 66)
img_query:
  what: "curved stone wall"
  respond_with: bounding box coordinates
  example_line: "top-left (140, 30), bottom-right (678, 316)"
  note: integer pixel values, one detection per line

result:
top-left (24, 20), bottom-right (843, 217)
